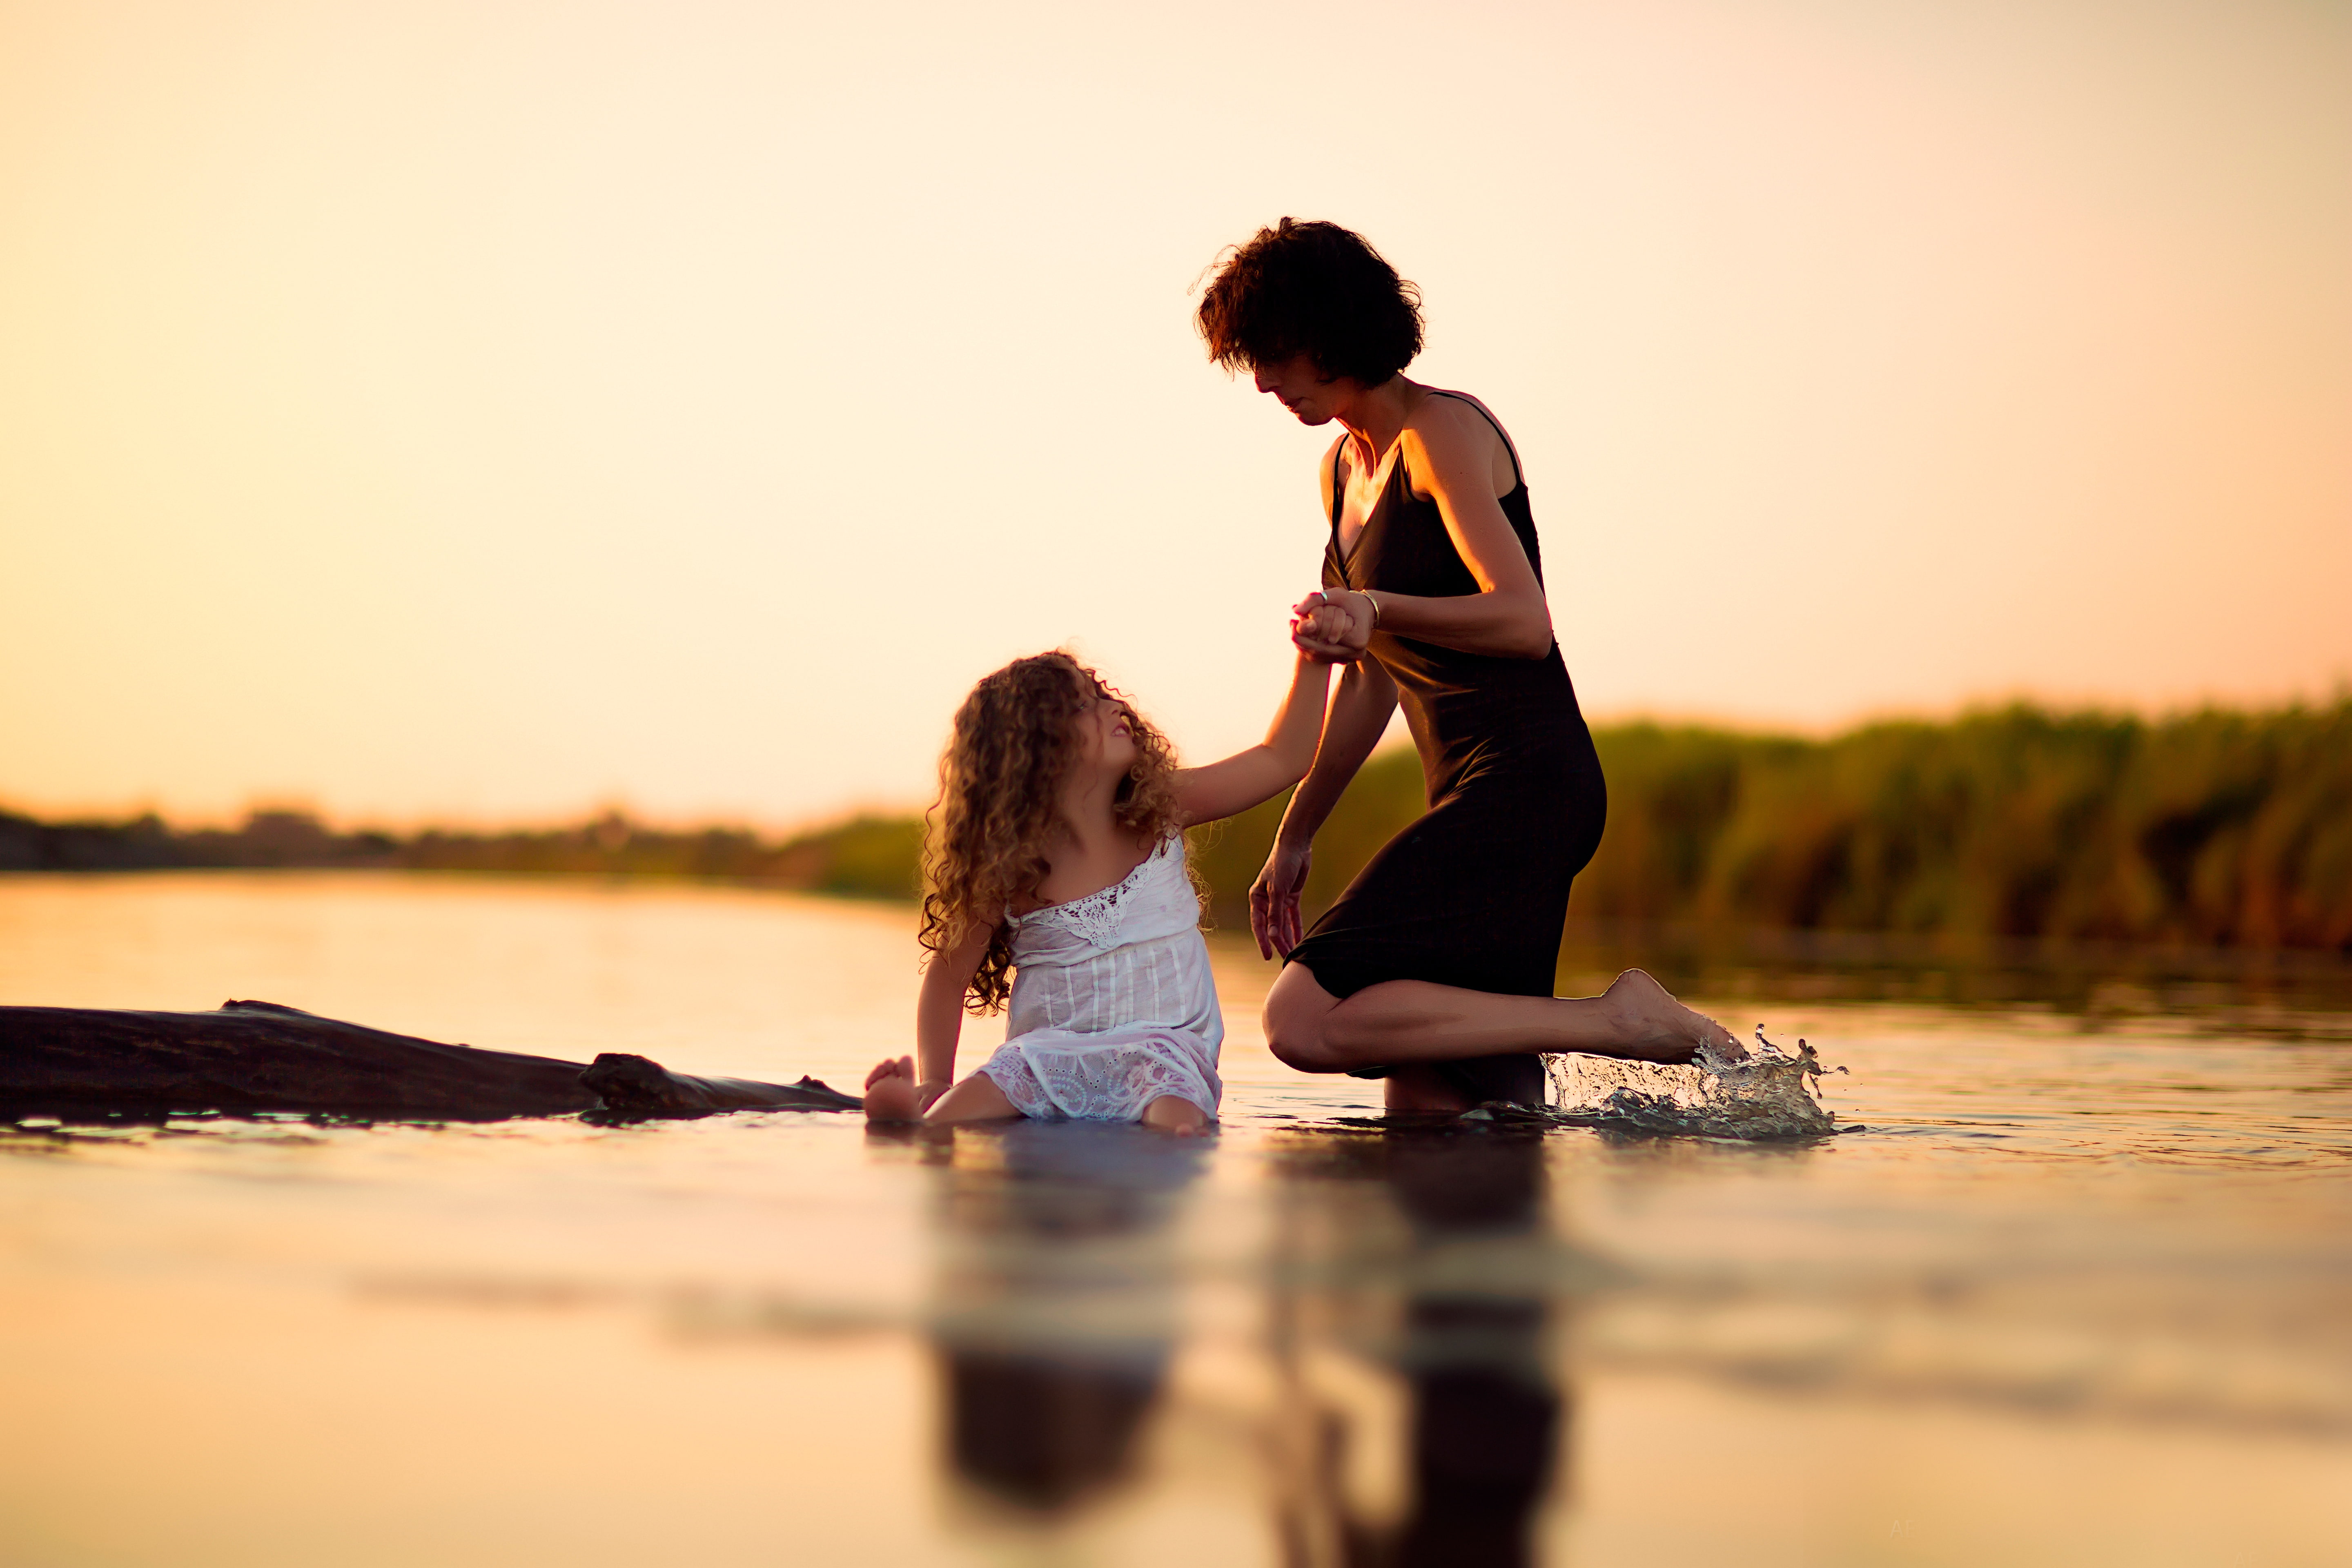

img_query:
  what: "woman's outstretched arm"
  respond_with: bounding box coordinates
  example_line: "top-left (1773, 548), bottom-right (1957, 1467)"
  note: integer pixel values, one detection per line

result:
top-left (1171, 653), bottom-right (1334, 828)
top-left (1251, 657), bottom-right (1399, 958)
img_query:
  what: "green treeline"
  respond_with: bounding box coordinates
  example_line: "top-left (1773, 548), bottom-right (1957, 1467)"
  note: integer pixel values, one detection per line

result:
top-left (392, 813), bottom-right (927, 899)
top-left (1191, 702), bottom-right (2352, 952)
top-left (8, 703), bottom-right (2347, 952)
top-left (0, 807), bottom-right (926, 901)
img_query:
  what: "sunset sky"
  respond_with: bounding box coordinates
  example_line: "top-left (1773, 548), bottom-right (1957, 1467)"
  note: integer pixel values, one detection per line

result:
top-left (4, 0), bottom-right (2346, 829)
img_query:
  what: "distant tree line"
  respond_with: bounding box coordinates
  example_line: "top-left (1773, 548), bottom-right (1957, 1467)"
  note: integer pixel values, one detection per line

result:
top-left (0, 805), bottom-right (924, 901)
top-left (1190, 702), bottom-right (2352, 953)
top-left (7, 702), bottom-right (2347, 952)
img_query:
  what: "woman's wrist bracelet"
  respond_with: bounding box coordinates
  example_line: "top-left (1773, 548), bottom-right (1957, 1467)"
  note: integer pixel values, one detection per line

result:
top-left (1362, 590), bottom-right (1382, 629)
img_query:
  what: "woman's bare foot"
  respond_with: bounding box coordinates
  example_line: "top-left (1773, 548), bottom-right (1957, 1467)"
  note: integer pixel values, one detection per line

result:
top-left (863, 1056), bottom-right (922, 1123)
top-left (1598, 969), bottom-right (1744, 1062)
top-left (1141, 1094), bottom-right (1212, 1136)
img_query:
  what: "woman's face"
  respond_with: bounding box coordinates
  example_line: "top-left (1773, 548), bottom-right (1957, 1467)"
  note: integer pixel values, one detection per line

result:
top-left (1252, 353), bottom-right (1347, 426)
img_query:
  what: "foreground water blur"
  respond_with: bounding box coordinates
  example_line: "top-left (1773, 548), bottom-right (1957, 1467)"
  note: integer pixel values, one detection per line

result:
top-left (2, 873), bottom-right (2348, 1566)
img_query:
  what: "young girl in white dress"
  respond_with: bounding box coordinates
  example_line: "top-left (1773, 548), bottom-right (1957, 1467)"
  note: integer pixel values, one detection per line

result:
top-left (862, 648), bottom-right (1333, 1133)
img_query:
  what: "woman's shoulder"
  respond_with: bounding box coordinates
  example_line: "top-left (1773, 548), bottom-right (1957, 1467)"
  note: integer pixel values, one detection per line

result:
top-left (1401, 387), bottom-right (1520, 492)
top-left (1406, 386), bottom-right (1509, 448)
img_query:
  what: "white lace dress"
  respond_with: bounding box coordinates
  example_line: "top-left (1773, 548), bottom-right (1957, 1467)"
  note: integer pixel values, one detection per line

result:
top-left (975, 834), bottom-right (1224, 1123)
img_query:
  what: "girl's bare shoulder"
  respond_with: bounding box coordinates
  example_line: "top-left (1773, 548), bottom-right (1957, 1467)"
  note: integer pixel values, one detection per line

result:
top-left (1022, 831), bottom-right (1158, 911)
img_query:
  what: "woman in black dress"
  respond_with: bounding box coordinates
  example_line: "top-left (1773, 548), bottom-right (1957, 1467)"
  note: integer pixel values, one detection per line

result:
top-left (1198, 220), bottom-right (1737, 1111)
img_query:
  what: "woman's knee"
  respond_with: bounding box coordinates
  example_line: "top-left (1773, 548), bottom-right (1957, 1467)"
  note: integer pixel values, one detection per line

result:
top-left (1263, 965), bottom-right (1350, 1073)
top-left (1264, 997), bottom-right (1338, 1071)
top-left (1267, 1020), bottom-right (1348, 1073)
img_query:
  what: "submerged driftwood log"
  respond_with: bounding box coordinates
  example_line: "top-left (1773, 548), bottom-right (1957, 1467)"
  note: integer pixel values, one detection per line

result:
top-left (575, 1052), bottom-right (860, 1116)
top-left (0, 1000), bottom-right (860, 1121)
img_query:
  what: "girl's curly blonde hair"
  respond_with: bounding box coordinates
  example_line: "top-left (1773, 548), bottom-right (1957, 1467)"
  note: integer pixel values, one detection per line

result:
top-left (921, 651), bottom-right (1183, 1013)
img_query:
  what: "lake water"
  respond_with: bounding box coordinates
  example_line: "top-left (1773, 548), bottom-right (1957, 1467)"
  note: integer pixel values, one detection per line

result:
top-left (3, 873), bottom-right (2348, 1566)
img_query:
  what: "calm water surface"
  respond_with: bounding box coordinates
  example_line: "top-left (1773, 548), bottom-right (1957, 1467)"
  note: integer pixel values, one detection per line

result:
top-left (2, 873), bottom-right (2348, 1566)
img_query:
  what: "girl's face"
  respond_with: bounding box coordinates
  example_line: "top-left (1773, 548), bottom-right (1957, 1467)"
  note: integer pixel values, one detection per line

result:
top-left (1078, 686), bottom-right (1137, 777)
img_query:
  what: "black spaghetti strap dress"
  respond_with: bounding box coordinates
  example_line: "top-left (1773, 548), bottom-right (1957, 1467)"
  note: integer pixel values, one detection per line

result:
top-left (1285, 390), bottom-right (1607, 1107)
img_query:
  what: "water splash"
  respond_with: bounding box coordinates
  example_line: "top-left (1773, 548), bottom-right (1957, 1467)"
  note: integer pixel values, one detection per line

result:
top-left (1516, 1028), bottom-right (1849, 1140)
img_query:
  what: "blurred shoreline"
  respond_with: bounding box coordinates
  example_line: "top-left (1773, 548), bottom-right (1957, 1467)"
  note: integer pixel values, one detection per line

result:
top-left (0, 805), bottom-right (924, 900)
top-left (1546, 919), bottom-right (2352, 1031)
top-left (10, 702), bottom-right (2348, 967)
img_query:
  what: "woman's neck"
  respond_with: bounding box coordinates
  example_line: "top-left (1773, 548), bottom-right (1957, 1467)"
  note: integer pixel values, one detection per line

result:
top-left (1337, 375), bottom-right (1421, 469)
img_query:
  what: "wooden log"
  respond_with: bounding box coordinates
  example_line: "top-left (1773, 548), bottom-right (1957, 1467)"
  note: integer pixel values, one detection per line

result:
top-left (577, 1052), bottom-right (863, 1116)
top-left (0, 1000), bottom-right (860, 1121)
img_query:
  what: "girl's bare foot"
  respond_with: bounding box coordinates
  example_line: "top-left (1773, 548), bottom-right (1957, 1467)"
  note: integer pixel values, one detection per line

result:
top-left (863, 1056), bottom-right (922, 1123)
top-left (1141, 1094), bottom-right (1212, 1136)
top-left (1598, 969), bottom-right (1744, 1062)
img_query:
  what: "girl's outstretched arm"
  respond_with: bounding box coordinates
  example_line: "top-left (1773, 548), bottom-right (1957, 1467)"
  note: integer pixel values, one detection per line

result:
top-left (1171, 653), bottom-right (1335, 828)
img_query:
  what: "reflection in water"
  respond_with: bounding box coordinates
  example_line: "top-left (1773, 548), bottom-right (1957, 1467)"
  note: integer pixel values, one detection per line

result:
top-left (1267, 1122), bottom-right (1566, 1568)
top-left (7, 877), bottom-right (2352, 1565)
top-left (898, 1116), bottom-right (1574, 1557)
top-left (909, 1121), bottom-right (1207, 1516)
top-left (945, 1351), bottom-right (1160, 1510)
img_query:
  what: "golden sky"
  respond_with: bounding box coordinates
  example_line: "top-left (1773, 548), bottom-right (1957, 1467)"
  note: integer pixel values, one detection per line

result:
top-left (3, 0), bottom-right (2346, 828)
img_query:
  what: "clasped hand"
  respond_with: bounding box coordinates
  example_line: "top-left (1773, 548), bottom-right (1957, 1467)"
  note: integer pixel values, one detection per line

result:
top-left (1290, 589), bottom-right (1374, 663)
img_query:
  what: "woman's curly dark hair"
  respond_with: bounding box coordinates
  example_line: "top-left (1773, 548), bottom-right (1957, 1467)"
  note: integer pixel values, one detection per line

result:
top-left (920, 651), bottom-right (1183, 1014)
top-left (1196, 218), bottom-right (1424, 385)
